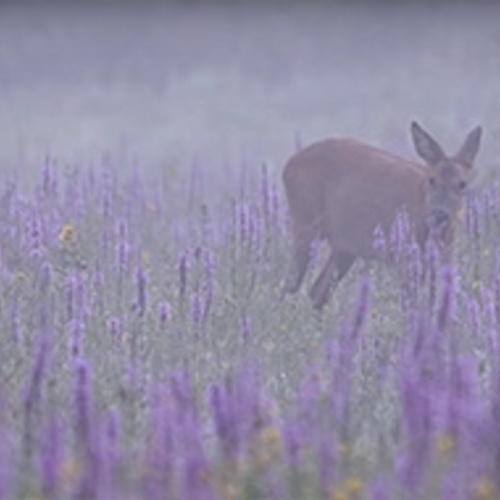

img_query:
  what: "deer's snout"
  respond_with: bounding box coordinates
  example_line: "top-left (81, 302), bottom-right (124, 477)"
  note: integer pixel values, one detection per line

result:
top-left (432, 209), bottom-right (450, 226)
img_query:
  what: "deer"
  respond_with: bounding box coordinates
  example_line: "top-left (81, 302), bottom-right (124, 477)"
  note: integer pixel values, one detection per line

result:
top-left (282, 121), bottom-right (482, 310)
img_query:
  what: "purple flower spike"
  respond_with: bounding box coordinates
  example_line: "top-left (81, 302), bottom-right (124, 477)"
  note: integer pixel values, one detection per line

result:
top-left (97, 410), bottom-right (122, 499)
top-left (178, 251), bottom-right (190, 303)
top-left (115, 220), bottom-right (131, 276)
top-left (317, 438), bottom-right (336, 497)
top-left (74, 358), bottom-right (93, 460)
top-left (145, 384), bottom-right (175, 499)
top-left (397, 371), bottom-right (432, 493)
top-left (73, 358), bottom-right (98, 500)
top-left (158, 301), bottom-right (172, 326)
top-left (370, 475), bottom-right (391, 500)
top-left (180, 410), bottom-right (213, 500)
top-left (135, 262), bottom-right (148, 318)
top-left (23, 332), bottom-right (48, 427)
top-left (42, 155), bottom-right (58, 200)
top-left (282, 420), bottom-right (302, 471)
top-left (210, 383), bottom-right (239, 459)
top-left (40, 413), bottom-right (63, 499)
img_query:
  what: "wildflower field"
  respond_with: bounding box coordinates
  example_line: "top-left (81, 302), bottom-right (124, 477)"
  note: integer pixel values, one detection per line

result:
top-left (0, 151), bottom-right (499, 500)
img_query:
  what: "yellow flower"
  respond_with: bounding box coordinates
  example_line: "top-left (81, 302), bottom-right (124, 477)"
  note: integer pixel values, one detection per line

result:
top-left (260, 426), bottom-right (282, 450)
top-left (59, 224), bottom-right (77, 249)
top-left (333, 491), bottom-right (348, 500)
top-left (436, 434), bottom-right (456, 458)
top-left (473, 477), bottom-right (497, 500)
top-left (61, 457), bottom-right (81, 487)
top-left (252, 426), bottom-right (283, 470)
top-left (333, 476), bottom-right (365, 500)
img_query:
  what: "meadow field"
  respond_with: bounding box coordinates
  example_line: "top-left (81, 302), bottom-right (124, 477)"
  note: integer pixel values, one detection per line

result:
top-left (0, 143), bottom-right (499, 499)
top-left (1, 3), bottom-right (500, 499)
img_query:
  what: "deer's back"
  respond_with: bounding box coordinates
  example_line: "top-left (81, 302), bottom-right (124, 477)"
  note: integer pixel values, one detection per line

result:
top-left (283, 138), bottom-right (428, 253)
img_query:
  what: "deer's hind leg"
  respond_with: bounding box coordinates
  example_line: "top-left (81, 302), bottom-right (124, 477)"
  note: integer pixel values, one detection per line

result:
top-left (309, 250), bottom-right (355, 310)
top-left (282, 221), bottom-right (319, 296)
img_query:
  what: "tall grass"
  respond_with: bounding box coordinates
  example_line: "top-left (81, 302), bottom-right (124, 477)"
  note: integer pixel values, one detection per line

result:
top-left (0, 153), bottom-right (499, 499)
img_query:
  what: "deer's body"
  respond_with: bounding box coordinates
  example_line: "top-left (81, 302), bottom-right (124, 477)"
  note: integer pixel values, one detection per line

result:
top-left (282, 122), bottom-right (482, 310)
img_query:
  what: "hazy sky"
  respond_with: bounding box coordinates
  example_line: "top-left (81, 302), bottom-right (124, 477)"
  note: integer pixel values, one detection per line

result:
top-left (0, 3), bottom-right (498, 181)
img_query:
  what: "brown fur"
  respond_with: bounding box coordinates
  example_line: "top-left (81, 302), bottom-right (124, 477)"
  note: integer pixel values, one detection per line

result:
top-left (282, 122), bottom-right (482, 310)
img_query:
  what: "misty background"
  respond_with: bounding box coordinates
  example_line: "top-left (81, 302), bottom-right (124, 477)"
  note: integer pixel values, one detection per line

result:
top-left (0, 3), bottom-right (499, 185)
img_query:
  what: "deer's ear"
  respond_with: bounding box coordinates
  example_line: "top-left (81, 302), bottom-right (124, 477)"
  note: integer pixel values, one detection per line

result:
top-left (455, 126), bottom-right (482, 168)
top-left (411, 121), bottom-right (445, 167)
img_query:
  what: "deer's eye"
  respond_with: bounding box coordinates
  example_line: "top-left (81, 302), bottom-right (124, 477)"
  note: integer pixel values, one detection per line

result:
top-left (428, 177), bottom-right (437, 187)
top-left (458, 180), bottom-right (467, 191)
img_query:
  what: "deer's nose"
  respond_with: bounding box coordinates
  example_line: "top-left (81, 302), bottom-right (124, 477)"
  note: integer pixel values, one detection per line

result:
top-left (431, 209), bottom-right (450, 227)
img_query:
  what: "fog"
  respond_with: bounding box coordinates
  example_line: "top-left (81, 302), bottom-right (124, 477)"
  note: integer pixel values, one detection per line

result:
top-left (1, 3), bottom-right (499, 181)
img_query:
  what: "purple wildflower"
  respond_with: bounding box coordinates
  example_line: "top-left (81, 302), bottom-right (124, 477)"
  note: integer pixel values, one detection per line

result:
top-left (23, 332), bottom-right (49, 437)
top-left (158, 300), bottom-right (172, 326)
top-left (135, 262), bottom-right (148, 318)
top-left (40, 412), bottom-right (63, 499)
top-left (116, 220), bottom-right (131, 276)
top-left (73, 358), bottom-right (98, 500)
top-left (145, 384), bottom-right (175, 499)
top-left (178, 251), bottom-right (189, 303)
top-left (73, 358), bottom-right (93, 460)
